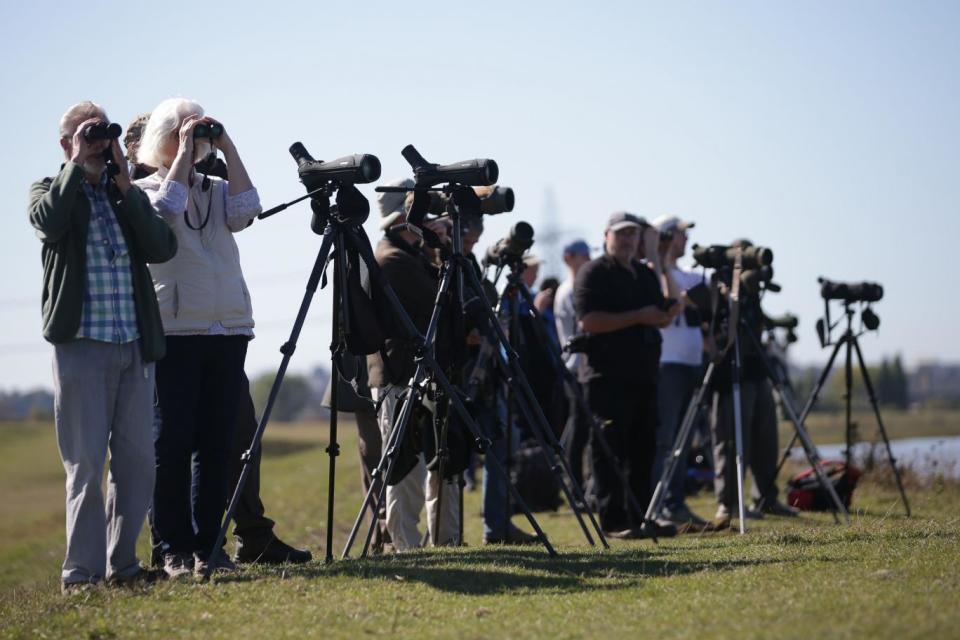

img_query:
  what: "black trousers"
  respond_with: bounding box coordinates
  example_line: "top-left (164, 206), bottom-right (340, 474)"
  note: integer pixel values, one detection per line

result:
top-left (586, 378), bottom-right (658, 532)
top-left (153, 335), bottom-right (247, 556)
top-left (560, 380), bottom-right (592, 493)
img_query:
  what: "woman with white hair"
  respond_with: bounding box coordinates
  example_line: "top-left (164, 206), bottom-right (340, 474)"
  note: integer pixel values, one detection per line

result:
top-left (135, 98), bottom-right (260, 579)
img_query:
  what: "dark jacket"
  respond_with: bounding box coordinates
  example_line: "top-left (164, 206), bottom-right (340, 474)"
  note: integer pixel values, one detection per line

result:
top-left (29, 162), bottom-right (178, 362)
top-left (366, 234), bottom-right (440, 388)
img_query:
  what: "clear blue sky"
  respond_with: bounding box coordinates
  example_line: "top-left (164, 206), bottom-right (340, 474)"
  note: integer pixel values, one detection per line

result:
top-left (1, 1), bottom-right (958, 390)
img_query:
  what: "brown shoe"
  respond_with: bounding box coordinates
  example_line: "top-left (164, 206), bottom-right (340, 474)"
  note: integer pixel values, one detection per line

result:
top-left (106, 566), bottom-right (165, 588)
top-left (61, 580), bottom-right (96, 595)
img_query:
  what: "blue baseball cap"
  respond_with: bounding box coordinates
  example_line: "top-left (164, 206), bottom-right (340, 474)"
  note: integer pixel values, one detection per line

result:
top-left (563, 239), bottom-right (591, 257)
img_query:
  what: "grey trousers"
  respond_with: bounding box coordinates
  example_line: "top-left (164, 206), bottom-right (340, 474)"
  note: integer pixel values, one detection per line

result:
top-left (711, 378), bottom-right (779, 510)
top-left (373, 387), bottom-right (459, 551)
top-left (652, 363), bottom-right (703, 513)
top-left (53, 339), bottom-right (155, 583)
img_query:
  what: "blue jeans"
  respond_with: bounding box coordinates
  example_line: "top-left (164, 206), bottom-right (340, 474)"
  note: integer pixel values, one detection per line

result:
top-left (479, 401), bottom-right (514, 539)
top-left (652, 363), bottom-right (703, 513)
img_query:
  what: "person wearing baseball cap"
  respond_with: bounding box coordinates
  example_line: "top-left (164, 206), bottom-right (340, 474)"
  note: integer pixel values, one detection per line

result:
top-left (554, 239), bottom-right (593, 493)
top-left (649, 214), bottom-right (711, 532)
top-left (572, 212), bottom-right (683, 538)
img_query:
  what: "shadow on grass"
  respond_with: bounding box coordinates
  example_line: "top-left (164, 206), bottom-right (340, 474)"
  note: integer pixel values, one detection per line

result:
top-left (259, 439), bottom-right (324, 459)
top-left (216, 547), bottom-right (787, 594)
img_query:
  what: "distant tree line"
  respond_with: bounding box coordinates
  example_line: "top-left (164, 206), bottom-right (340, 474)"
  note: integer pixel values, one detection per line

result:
top-left (791, 355), bottom-right (910, 411)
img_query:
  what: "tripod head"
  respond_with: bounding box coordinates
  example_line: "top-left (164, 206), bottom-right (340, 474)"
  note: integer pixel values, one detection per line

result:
top-left (258, 142), bottom-right (381, 234)
top-left (764, 312), bottom-right (799, 347)
top-left (815, 277), bottom-right (883, 347)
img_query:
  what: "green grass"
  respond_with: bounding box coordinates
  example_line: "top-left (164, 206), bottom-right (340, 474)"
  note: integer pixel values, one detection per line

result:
top-left (1, 416), bottom-right (959, 639)
top-left (788, 408), bottom-right (960, 444)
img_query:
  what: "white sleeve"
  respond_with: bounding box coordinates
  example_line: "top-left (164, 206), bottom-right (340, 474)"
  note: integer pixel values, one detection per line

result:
top-left (224, 184), bottom-right (261, 232)
top-left (139, 177), bottom-right (186, 222)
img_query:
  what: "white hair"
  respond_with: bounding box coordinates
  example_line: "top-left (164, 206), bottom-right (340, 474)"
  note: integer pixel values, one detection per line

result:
top-left (137, 97), bottom-right (204, 169)
top-left (59, 101), bottom-right (107, 138)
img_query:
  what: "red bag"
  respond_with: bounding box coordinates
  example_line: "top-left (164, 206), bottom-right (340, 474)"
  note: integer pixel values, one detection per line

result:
top-left (787, 459), bottom-right (862, 511)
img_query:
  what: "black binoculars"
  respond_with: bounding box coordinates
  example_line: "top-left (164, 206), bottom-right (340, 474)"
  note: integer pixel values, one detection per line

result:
top-left (82, 121), bottom-right (122, 142)
top-left (194, 122), bottom-right (224, 139)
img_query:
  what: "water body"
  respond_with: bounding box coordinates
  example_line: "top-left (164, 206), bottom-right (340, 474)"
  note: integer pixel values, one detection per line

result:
top-left (793, 436), bottom-right (960, 479)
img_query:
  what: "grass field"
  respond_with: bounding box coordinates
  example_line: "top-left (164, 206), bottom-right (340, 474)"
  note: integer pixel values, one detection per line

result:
top-left (1, 412), bottom-right (958, 639)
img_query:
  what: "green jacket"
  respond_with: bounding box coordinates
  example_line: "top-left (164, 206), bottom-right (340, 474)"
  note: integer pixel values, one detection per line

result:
top-left (28, 162), bottom-right (178, 362)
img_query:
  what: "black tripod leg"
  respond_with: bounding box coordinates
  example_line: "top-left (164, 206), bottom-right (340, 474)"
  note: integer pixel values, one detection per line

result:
top-left (480, 268), bottom-right (610, 549)
top-left (646, 363), bottom-right (716, 525)
top-left (497, 357), bottom-right (598, 546)
top-left (508, 281), bottom-right (649, 538)
top-left (743, 327), bottom-right (849, 522)
top-left (852, 339), bottom-right (911, 517)
top-left (431, 398), bottom-right (450, 546)
top-left (458, 473), bottom-right (465, 545)
top-left (341, 383), bottom-right (413, 558)
top-left (204, 230), bottom-right (335, 581)
top-left (501, 286), bottom-right (598, 545)
top-left (433, 365), bottom-right (557, 556)
top-left (358, 385), bottom-right (426, 558)
top-left (324, 235), bottom-right (350, 563)
top-left (769, 338), bottom-right (846, 491)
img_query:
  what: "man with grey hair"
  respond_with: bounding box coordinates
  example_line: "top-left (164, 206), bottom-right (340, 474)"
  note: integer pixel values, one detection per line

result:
top-left (29, 101), bottom-right (177, 593)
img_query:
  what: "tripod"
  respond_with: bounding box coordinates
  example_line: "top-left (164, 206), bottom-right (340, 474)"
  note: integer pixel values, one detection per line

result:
top-left (770, 303), bottom-right (910, 516)
top-left (341, 185), bottom-right (560, 558)
top-left (646, 286), bottom-right (850, 534)
top-left (205, 182), bottom-right (369, 579)
top-left (495, 263), bottom-right (655, 539)
top-left (489, 266), bottom-right (609, 547)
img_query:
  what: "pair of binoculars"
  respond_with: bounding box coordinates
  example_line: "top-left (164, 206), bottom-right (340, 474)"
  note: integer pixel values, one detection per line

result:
top-left (82, 121), bottom-right (122, 142)
top-left (193, 122), bottom-right (224, 139)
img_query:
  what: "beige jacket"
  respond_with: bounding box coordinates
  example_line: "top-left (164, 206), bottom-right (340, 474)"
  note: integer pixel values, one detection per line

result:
top-left (136, 168), bottom-right (260, 334)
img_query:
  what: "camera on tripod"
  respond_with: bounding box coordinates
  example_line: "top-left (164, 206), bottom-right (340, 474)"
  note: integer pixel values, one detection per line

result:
top-left (483, 222), bottom-right (534, 267)
top-left (692, 243), bottom-right (774, 270)
top-left (287, 142), bottom-right (381, 227)
top-left (421, 185), bottom-right (515, 216)
top-left (765, 312), bottom-right (799, 344)
top-left (818, 278), bottom-right (883, 303)
top-left (402, 145), bottom-right (498, 187)
top-left (693, 241), bottom-right (778, 302)
top-left (290, 142), bottom-right (381, 189)
top-left (815, 277), bottom-right (883, 347)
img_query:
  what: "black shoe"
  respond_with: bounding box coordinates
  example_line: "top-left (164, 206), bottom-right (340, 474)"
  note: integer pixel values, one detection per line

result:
top-left (484, 524), bottom-right (540, 545)
top-left (645, 519), bottom-right (678, 538)
top-left (235, 535), bottom-right (312, 565)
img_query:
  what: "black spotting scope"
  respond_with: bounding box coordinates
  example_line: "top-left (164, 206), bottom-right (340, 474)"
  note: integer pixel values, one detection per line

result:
top-left (818, 277), bottom-right (883, 303)
top-left (400, 144), bottom-right (498, 187)
top-left (289, 142), bottom-right (381, 190)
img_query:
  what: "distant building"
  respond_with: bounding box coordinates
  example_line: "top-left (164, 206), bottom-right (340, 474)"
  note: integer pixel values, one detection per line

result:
top-left (910, 363), bottom-right (960, 407)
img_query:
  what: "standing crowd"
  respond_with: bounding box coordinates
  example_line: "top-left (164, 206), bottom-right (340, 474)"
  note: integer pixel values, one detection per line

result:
top-left (31, 100), bottom-right (797, 593)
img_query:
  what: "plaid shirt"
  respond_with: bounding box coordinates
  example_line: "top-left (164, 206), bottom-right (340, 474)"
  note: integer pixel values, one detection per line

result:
top-left (75, 173), bottom-right (140, 343)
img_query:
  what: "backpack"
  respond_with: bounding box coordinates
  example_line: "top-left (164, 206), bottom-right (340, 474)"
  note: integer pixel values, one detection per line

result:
top-left (787, 459), bottom-right (862, 511)
top-left (511, 441), bottom-right (562, 512)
